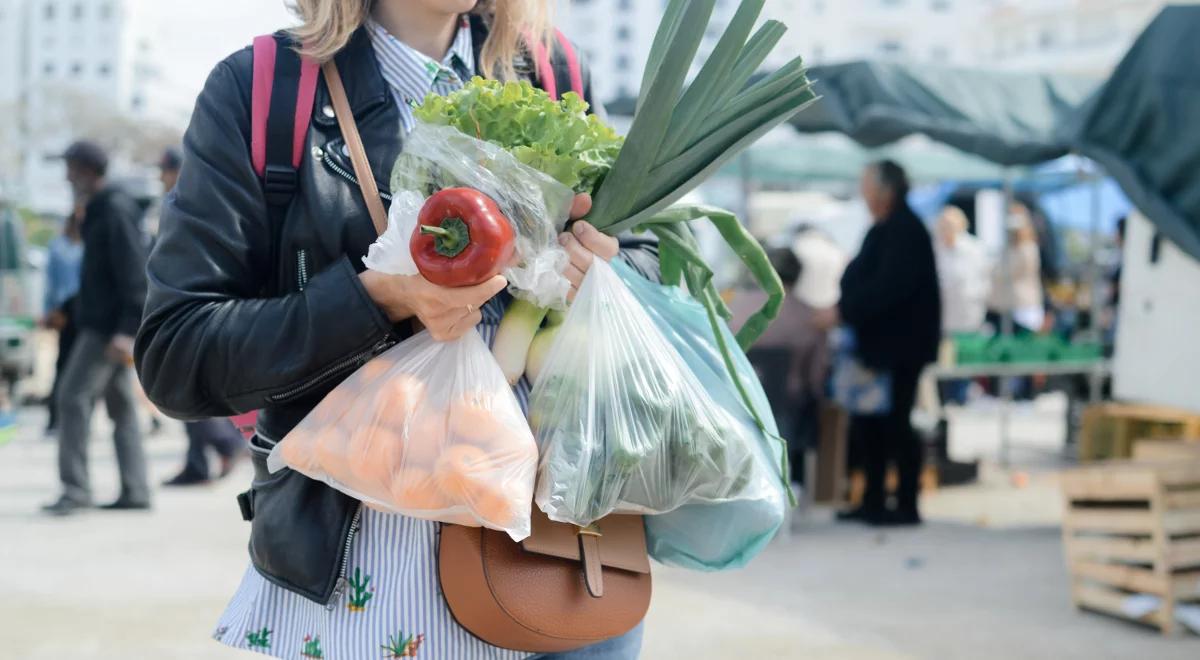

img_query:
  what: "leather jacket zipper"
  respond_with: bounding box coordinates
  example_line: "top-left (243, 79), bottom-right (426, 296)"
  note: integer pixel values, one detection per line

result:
top-left (327, 503), bottom-right (363, 610)
top-left (322, 149), bottom-right (393, 202)
top-left (296, 249), bottom-right (309, 292)
top-left (265, 338), bottom-right (394, 404)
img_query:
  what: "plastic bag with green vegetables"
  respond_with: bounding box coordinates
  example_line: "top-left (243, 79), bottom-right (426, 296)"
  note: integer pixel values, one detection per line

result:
top-left (613, 259), bottom-right (787, 571)
top-left (529, 259), bottom-right (769, 527)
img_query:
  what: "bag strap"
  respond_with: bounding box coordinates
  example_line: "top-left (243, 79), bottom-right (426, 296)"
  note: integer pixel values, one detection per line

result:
top-left (322, 60), bottom-right (389, 238)
top-left (251, 34), bottom-right (320, 195)
top-left (530, 29), bottom-right (584, 101)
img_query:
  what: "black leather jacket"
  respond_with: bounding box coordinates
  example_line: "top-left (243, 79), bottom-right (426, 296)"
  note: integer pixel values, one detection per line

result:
top-left (135, 22), bottom-right (657, 605)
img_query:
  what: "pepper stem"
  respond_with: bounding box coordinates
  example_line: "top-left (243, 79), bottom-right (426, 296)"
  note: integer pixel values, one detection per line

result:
top-left (420, 217), bottom-right (471, 258)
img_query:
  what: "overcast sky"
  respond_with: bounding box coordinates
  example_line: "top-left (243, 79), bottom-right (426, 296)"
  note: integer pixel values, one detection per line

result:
top-left (140, 1), bottom-right (297, 119)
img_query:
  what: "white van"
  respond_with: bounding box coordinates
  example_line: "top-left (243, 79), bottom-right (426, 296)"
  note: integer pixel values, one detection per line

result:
top-left (0, 207), bottom-right (36, 396)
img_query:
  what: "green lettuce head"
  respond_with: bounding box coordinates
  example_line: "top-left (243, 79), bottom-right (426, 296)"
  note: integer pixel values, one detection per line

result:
top-left (413, 77), bottom-right (624, 194)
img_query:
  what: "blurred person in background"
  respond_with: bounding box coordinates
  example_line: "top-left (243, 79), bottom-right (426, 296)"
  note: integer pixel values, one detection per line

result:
top-left (41, 201), bottom-right (85, 436)
top-left (732, 236), bottom-right (841, 488)
top-left (988, 203), bottom-right (1044, 335)
top-left (156, 147), bottom-right (246, 487)
top-left (933, 205), bottom-right (989, 404)
top-left (833, 160), bottom-right (940, 526)
top-left (42, 141), bottom-right (150, 516)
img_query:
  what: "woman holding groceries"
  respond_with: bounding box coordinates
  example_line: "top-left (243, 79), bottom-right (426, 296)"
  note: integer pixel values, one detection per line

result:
top-left (135, 1), bottom-right (656, 657)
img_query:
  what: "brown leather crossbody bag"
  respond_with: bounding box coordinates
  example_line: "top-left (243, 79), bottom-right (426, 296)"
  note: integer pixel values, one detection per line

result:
top-left (323, 60), bottom-right (652, 654)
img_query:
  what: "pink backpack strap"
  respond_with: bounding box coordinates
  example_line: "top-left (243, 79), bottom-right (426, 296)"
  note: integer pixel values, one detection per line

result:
top-left (554, 30), bottom-right (585, 98)
top-left (251, 34), bottom-right (320, 179)
top-left (529, 29), bottom-right (585, 101)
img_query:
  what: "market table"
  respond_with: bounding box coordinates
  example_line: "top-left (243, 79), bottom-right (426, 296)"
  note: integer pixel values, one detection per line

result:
top-left (929, 360), bottom-right (1111, 467)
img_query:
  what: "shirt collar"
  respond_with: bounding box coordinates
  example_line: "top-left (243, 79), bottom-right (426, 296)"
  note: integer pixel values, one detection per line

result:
top-left (366, 16), bottom-right (475, 108)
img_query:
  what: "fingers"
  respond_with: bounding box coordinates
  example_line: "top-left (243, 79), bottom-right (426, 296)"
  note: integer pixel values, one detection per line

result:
top-left (446, 275), bottom-right (508, 308)
top-left (439, 309), bottom-right (483, 341)
top-left (571, 221), bottom-right (619, 260)
top-left (559, 232), bottom-right (594, 273)
top-left (569, 193), bottom-right (593, 220)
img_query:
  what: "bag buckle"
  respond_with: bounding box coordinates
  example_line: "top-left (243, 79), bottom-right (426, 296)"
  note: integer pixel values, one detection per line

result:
top-left (264, 164), bottom-right (298, 206)
top-left (576, 524), bottom-right (604, 598)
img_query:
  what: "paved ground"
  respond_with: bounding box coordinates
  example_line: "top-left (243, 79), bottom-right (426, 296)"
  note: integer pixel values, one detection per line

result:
top-left (2, 400), bottom-right (1197, 659)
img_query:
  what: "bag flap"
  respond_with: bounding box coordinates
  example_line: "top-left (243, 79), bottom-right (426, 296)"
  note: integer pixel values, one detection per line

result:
top-left (521, 509), bottom-right (650, 575)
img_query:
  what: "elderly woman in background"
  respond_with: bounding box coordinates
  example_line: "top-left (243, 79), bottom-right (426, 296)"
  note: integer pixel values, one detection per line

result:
top-left (988, 203), bottom-right (1044, 334)
top-left (934, 206), bottom-right (990, 337)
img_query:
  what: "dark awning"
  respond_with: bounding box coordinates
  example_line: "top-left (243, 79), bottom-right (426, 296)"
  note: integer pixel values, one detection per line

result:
top-left (1066, 5), bottom-right (1200, 261)
top-left (788, 61), bottom-right (1099, 167)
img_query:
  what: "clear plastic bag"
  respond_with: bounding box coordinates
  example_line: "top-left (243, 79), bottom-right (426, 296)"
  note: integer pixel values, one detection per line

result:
top-left (613, 259), bottom-right (787, 571)
top-left (390, 121), bottom-right (575, 307)
top-left (269, 191), bottom-right (538, 541)
top-left (530, 259), bottom-right (770, 527)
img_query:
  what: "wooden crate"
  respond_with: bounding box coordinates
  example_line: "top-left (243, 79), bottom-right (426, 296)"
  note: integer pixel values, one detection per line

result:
top-left (1060, 460), bottom-right (1200, 634)
top-left (1078, 403), bottom-right (1200, 462)
top-left (1133, 438), bottom-right (1200, 462)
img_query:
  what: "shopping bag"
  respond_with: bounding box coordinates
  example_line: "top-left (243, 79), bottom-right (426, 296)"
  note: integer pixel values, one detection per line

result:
top-left (830, 327), bottom-right (892, 415)
top-left (530, 259), bottom-right (768, 528)
top-left (268, 175), bottom-right (559, 540)
top-left (614, 260), bottom-right (788, 570)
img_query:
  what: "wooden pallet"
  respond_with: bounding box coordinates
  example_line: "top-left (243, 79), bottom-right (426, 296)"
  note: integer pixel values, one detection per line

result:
top-left (1133, 438), bottom-right (1200, 462)
top-left (1078, 403), bottom-right (1200, 462)
top-left (1061, 460), bottom-right (1200, 634)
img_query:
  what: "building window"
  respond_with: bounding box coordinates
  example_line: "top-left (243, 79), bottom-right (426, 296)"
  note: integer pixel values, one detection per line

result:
top-left (132, 95), bottom-right (145, 111)
top-left (43, 61), bottom-right (55, 76)
top-left (615, 55), bottom-right (630, 72)
top-left (879, 40), bottom-right (903, 55)
top-left (931, 0), bottom-right (951, 10)
top-left (1038, 29), bottom-right (1057, 50)
top-left (99, 2), bottom-right (112, 20)
top-left (813, 0), bottom-right (825, 13)
top-left (616, 25), bottom-right (631, 42)
top-left (44, 2), bottom-right (56, 20)
top-left (618, 0), bottom-right (631, 10)
top-left (881, 0), bottom-right (903, 7)
top-left (72, 2), bottom-right (83, 20)
top-left (70, 62), bottom-right (83, 76)
top-left (98, 62), bottom-right (112, 77)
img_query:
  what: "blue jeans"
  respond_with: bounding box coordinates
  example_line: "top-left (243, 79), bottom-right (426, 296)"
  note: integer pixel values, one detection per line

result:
top-left (529, 624), bottom-right (644, 659)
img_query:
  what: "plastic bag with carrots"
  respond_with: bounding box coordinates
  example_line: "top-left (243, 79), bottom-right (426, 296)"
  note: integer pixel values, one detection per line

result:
top-left (267, 191), bottom-right (541, 541)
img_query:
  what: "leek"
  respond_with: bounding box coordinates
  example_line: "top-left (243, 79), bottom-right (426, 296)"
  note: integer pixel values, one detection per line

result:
top-left (492, 298), bottom-right (549, 385)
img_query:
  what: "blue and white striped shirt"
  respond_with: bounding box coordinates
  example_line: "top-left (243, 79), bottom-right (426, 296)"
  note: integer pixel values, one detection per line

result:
top-left (214, 18), bottom-right (532, 660)
top-left (367, 16), bottom-right (475, 133)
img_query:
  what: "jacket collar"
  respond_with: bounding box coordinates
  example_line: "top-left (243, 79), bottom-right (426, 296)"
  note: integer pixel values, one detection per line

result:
top-left (314, 26), bottom-right (392, 125)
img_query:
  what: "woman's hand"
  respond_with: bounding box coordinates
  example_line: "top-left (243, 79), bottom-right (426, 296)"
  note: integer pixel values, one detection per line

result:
top-left (360, 271), bottom-right (507, 342)
top-left (559, 194), bottom-right (618, 301)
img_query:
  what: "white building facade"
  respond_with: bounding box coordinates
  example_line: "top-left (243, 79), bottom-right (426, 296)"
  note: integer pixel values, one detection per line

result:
top-left (3, 0), bottom-right (155, 214)
top-left (977, 0), bottom-right (1175, 76)
top-left (556, 0), bottom-right (743, 107)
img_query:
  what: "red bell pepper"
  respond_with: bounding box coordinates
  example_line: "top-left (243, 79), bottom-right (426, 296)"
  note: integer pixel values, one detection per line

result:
top-left (411, 188), bottom-right (516, 288)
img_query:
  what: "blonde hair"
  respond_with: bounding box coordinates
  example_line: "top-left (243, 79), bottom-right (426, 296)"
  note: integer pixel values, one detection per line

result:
top-left (287, 0), bottom-right (552, 80)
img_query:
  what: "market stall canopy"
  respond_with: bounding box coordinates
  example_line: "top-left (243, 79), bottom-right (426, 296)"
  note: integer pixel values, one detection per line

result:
top-left (713, 134), bottom-right (1019, 186)
top-left (1066, 5), bottom-right (1200, 261)
top-left (789, 61), bottom-right (1100, 166)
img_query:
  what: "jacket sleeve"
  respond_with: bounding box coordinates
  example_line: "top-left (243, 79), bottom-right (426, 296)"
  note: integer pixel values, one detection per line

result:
top-left (135, 54), bottom-right (394, 420)
top-left (106, 197), bottom-right (149, 337)
top-left (838, 224), bottom-right (922, 327)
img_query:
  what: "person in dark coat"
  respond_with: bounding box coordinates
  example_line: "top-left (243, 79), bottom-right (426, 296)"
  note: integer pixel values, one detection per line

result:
top-left (43, 141), bottom-right (151, 515)
top-left (835, 160), bottom-right (941, 526)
